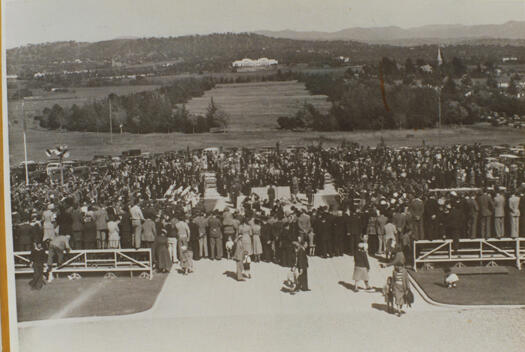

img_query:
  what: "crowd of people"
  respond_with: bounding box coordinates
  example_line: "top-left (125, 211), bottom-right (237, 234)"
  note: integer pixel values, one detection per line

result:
top-left (11, 142), bottom-right (525, 296)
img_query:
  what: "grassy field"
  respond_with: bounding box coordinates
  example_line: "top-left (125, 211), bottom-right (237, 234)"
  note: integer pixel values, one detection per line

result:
top-left (16, 273), bottom-right (168, 322)
top-left (7, 122), bottom-right (525, 165)
top-left (410, 268), bottom-right (525, 305)
top-left (185, 81), bottom-right (332, 131)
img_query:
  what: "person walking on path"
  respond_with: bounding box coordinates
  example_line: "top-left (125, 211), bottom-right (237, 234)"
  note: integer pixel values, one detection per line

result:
top-left (293, 240), bottom-right (309, 292)
top-left (353, 241), bottom-right (371, 292)
top-left (391, 263), bottom-right (410, 317)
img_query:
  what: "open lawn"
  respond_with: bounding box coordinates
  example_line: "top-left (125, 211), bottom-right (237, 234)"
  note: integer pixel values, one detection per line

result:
top-left (185, 81), bottom-right (332, 131)
top-left (410, 268), bottom-right (525, 305)
top-left (15, 272), bottom-right (168, 322)
top-left (7, 122), bottom-right (525, 165)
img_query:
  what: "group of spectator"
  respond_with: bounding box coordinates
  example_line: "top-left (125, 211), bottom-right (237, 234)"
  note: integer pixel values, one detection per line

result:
top-left (11, 143), bottom-right (525, 276)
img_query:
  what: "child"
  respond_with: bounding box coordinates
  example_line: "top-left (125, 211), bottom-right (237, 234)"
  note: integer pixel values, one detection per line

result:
top-left (383, 276), bottom-right (394, 314)
top-left (444, 267), bottom-right (459, 288)
top-left (242, 250), bottom-right (251, 279)
top-left (284, 266), bottom-right (299, 291)
top-left (225, 236), bottom-right (234, 259)
top-left (180, 245), bottom-right (194, 275)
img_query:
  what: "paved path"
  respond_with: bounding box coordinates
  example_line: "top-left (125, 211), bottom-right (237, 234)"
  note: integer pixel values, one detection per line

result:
top-left (18, 256), bottom-right (525, 352)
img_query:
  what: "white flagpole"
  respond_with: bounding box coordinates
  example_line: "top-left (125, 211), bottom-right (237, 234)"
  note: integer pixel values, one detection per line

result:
top-left (22, 98), bottom-right (29, 186)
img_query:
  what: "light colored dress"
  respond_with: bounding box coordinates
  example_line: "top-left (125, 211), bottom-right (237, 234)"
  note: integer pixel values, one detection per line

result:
top-left (251, 223), bottom-right (263, 256)
top-left (107, 220), bottom-right (120, 249)
top-left (42, 210), bottom-right (56, 242)
top-left (239, 224), bottom-right (253, 255)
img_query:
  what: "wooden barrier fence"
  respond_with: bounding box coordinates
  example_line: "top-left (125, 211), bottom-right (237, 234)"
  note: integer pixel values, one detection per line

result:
top-left (413, 238), bottom-right (525, 271)
top-left (14, 248), bottom-right (153, 279)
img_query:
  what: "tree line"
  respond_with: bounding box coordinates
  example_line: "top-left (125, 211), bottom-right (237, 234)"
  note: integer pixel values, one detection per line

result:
top-left (35, 78), bottom-right (231, 134)
top-left (278, 56), bottom-right (525, 131)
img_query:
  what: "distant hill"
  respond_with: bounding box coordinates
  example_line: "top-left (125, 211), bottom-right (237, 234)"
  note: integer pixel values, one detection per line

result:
top-left (255, 21), bottom-right (525, 45)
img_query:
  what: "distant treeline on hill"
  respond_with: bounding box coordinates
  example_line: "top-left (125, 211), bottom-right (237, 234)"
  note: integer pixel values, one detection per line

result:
top-left (278, 57), bottom-right (525, 131)
top-left (8, 33), bottom-right (525, 77)
top-left (35, 78), bottom-right (226, 134)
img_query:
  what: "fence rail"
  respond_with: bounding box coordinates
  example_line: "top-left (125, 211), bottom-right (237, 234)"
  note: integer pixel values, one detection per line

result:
top-left (413, 238), bottom-right (525, 271)
top-left (14, 248), bottom-right (153, 279)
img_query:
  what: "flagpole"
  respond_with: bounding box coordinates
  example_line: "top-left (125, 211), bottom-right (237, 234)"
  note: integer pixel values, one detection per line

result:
top-left (22, 98), bottom-right (29, 185)
top-left (109, 97), bottom-right (113, 144)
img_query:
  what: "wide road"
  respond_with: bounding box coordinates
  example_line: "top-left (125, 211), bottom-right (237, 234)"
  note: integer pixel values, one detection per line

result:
top-left (18, 255), bottom-right (525, 352)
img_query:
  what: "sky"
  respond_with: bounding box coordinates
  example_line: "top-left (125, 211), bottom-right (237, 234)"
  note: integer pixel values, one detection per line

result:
top-left (4, 0), bottom-right (525, 48)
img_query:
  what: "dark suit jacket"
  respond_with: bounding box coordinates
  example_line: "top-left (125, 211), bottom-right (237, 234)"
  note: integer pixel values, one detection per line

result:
top-left (477, 193), bottom-right (494, 217)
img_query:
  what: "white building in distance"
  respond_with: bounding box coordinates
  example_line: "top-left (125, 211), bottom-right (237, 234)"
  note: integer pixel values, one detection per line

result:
top-left (232, 57), bottom-right (278, 68)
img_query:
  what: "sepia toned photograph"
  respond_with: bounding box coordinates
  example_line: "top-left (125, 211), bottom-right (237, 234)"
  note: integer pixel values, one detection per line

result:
top-left (2, 1), bottom-right (525, 351)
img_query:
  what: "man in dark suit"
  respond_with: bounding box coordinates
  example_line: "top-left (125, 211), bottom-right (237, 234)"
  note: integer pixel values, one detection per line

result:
top-left (332, 210), bottom-right (346, 256)
top-left (466, 193), bottom-right (479, 238)
top-left (477, 188), bottom-right (494, 238)
top-left (423, 193), bottom-right (439, 240)
top-left (294, 241), bottom-right (309, 292)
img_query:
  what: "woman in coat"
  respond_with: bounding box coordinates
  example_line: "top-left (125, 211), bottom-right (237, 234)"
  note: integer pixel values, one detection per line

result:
top-left (353, 242), bottom-right (371, 291)
top-left (29, 241), bottom-right (47, 290)
top-left (152, 228), bottom-right (172, 273)
top-left (239, 218), bottom-right (253, 256)
top-left (141, 217), bottom-right (157, 248)
top-left (392, 263), bottom-right (409, 317)
top-left (251, 218), bottom-right (263, 262)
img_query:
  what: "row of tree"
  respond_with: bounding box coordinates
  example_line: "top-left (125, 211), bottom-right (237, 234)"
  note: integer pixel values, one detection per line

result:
top-left (35, 78), bottom-right (230, 134)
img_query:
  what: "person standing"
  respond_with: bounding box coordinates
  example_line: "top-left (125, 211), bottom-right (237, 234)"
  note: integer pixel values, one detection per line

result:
top-left (408, 195), bottom-right (425, 240)
top-left (119, 206), bottom-right (132, 249)
top-left (208, 210), bottom-right (223, 260)
top-left (82, 211), bottom-right (97, 249)
top-left (466, 193), bottom-right (479, 238)
top-left (94, 204), bottom-right (109, 249)
top-left (509, 192), bottom-right (520, 238)
top-left (29, 241), bottom-right (47, 290)
top-left (42, 204), bottom-right (56, 243)
top-left (251, 218), bottom-right (263, 262)
top-left (71, 203), bottom-right (84, 249)
top-left (391, 263), bottom-right (409, 317)
top-left (294, 241), bottom-right (309, 292)
top-left (175, 216), bottom-right (191, 257)
top-left (267, 184), bottom-right (276, 208)
top-left (130, 200), bottom-right (145, 249)
top-left (347, 209), bottom-right (362, 256)
top-left (193, 211), bottom-right (209, 259)
top-left (493, 190), bottom-right (505, 238)
top-left (152, 228), bottom-right (172, 273)
top-left (332, 210), bottom-right (346, 257)
top-left (233, 235), bottom-right (245, 281)
top-left (353, 242), bottom-right (371, 291)
top-left (141, 216), bottom-right (157, 248)
top-left (239, 217), bottom-right (254, 258)
top-left (478, 189), bottom-right (494, 238)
